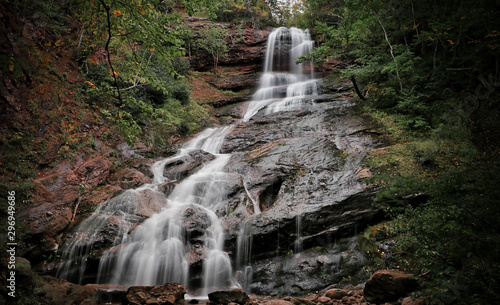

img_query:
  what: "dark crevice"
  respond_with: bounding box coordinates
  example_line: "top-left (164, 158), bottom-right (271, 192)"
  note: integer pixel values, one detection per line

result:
top-left (259, 178), bottom-right (284, 211)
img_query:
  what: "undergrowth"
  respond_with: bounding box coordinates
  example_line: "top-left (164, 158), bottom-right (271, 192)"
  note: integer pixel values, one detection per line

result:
top-left (363, 97), bottom-right (500, 303)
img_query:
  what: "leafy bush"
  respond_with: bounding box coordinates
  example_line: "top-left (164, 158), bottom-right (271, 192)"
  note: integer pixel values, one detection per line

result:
top-left (170, 81), bottom-right (191, 105)
top-left (390, 163), bottom-right (500, 304)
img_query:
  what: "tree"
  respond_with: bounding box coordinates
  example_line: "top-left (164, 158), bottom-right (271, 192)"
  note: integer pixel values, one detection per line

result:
top-left (198, 26), bottom-right (229, 75)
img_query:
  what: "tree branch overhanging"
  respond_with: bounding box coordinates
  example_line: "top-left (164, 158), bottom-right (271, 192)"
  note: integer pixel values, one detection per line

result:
top-left (98, 0), bottom-right (122, 104)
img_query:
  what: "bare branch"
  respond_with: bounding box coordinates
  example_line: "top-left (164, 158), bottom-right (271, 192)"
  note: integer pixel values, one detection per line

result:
top-left (98, 0), bottom-right (122, 104)
top-left (375, 13), bottom-right (403, 91)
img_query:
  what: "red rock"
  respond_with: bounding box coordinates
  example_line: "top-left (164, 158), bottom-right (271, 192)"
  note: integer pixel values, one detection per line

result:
top-left (79, 185), bottom-right (122, 210)
top-left (125, 283), bottom-right (187, 305)
top-left (325, 289), bottom-right (348, 300)
top-left (19, 162), bottom-right (78, 237)
top-left (402, 296), bottom-right (426, 305)
top-left (74, 156), bottom-right (113, 189)
top-left (317, 296), bottom-right (331, 303)
top-left (39, 275), bottom-right (98, 305)
top-left (363, 269), bottom-right (419, 303)
top-left (109, 167), bottom-right (149, 189)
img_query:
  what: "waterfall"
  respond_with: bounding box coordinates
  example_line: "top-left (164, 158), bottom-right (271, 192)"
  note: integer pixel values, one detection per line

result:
top-left (243, 27), bottom-right (320, 121)
top-left (56, 27), bottom-right (319, 295)
top-left (235, 27), bottom-right (320, 292)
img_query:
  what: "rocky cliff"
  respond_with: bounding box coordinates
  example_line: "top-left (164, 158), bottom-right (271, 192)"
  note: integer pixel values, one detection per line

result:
top-left (3, 12), bottom-right (391, 303)
top-left (213, 92), bottom-right (386, 295)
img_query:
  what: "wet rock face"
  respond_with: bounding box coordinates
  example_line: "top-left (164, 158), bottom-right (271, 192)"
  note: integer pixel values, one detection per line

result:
top-left (163, 149), bottom-right (216, 181)
top-left (218, 96), bottom-right (387, 293)
top-left (222, 98), bottom-right (386, 253)
top-left (248, 237), bottom-right (369, 296)
top-left (183, 205), bottom-right (212, 240)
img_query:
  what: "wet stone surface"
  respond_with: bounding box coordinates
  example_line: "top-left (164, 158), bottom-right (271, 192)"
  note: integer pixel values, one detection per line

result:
top-left (217, 96), bottom-right (387, 295)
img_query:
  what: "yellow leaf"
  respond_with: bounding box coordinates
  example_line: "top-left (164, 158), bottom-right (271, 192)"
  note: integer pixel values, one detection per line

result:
top-left (140, 7), bottom-right (145, 15)
top-left (9, 59), bottom-right (14, 72)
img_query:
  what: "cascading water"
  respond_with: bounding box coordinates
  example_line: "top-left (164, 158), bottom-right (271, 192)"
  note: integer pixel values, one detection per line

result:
top-left (57, 126), bottom-right (237, 293)
top-left (56, 27), bottom-right (320, 295)
top-left (243, 27), bottom-right (320, 121)
top-left (234, 26), bottom-right (321, 292)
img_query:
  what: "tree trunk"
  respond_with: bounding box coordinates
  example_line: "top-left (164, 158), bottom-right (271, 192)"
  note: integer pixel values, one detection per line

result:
top-left (213, 54), bottom-right (218, 75)
top-left (98, 0), bottom-right (122, 104)
top-left (351, 76), bottom-right (365, 101)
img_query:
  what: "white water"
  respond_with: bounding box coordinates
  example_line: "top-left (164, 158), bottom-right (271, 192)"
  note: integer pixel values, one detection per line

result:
top-left (244, 27), bottom-right (321, 122)
top-left (57, 27), bottom-right (319, 295)
top-left (235, 27), bottom-right (320, 292)
top-left (96, 126), bottom-right (237, 293)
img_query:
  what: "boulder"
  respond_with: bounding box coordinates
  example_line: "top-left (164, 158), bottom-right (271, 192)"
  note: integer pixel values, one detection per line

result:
top-left (74, 156), bottom-right (113, 189)
top-left (163, 150), bottom-right (215, 181)
top-left (363, 269), bottom-right (419, 303)
top-left (109, 167), bottom-right (149, 189)
top-left (263, 300), bottom-right (294, 305)
top-left (125, 283), bottom-right (187, 305)
top-left (208, 288), bottom-right (250, 305)
top-left (317, 296), bottom-right (331, 303)
top-left (15, 257), bottom-right (35, 291)
top-left (290, 297), bottom-right (315, 305)
top-left (39, 275), bottom-right (98, 305)
top-left (86, 284), bottom-right (128, 304)
top-left (325, 289), bottom-right (348, 300)
top-left (182, 204), bottom-right (212, 240)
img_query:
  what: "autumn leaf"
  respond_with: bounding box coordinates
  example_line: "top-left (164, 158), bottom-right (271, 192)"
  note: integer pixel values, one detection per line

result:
top-left (140, 7), bottom-right (145, 15)
top-left (9, 58), bottom-right (14, 72)
top-left (113, 10), bottom-right (122, 16)
top-left (84, 80), bottom-right (97, 89)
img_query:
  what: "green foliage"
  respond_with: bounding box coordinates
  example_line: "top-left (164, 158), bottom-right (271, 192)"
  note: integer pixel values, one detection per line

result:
top-left (65, 0), bottom-right (210, 147)
top-left (302, 0), bottom-right (500, 134)
top-left (197, 26), bottom-right (229, 75)
top-left (214, 0), bottom-right (275, 27)
top-left (389, 163), bottom-right (500, 303)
